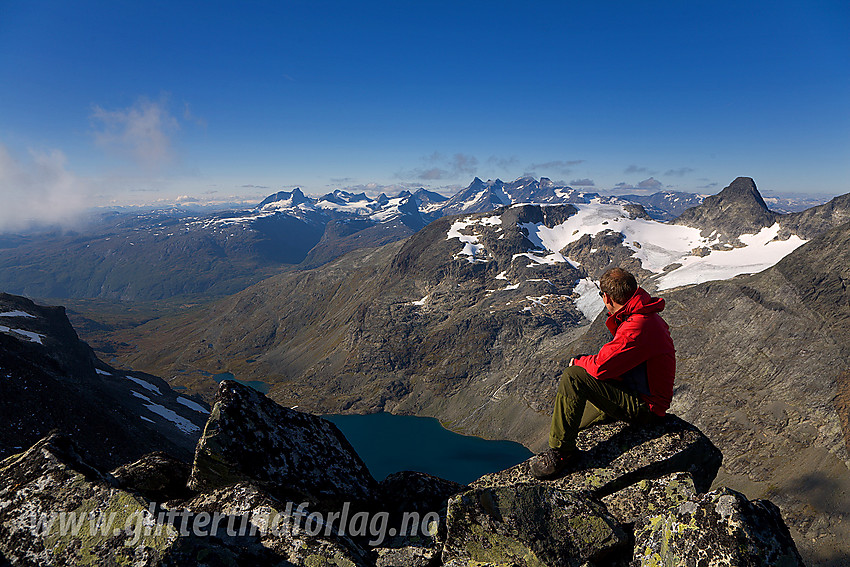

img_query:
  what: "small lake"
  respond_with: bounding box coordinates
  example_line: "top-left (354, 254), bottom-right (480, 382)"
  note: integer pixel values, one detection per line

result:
top-left (325, 413), bottom-right (532, 485)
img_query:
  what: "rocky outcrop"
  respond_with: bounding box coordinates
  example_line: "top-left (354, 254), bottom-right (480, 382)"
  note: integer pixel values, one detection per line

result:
top-left (189, 380), bottom-right (378, 508)
top-left (0, 380), bottom-right (802, 566)
top-left (470, 415), bottom-right (722, 496)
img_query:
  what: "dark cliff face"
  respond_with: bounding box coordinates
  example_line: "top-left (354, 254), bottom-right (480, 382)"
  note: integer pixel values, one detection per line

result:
top-left (0, 293), bottom-right (208, 470)
top-left (672, 177), bottom-right (778, 241)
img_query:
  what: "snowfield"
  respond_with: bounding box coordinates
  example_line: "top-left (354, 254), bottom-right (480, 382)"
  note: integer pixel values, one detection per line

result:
top-left (443, 199), bottom-right (808, 320)
top-left (516, 200), bottom-right (807, 290)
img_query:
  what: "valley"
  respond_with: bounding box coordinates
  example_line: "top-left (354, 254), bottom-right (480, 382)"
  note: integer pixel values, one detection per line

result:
top-left (2, 175), bottom-right (849, 564)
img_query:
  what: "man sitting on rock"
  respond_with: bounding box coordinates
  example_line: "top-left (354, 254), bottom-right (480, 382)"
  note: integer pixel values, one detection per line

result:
top-left (530, 267), bottom-right (676, 479)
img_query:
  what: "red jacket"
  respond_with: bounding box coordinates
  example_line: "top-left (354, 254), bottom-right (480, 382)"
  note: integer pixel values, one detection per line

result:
top-left (575, 287), bottom-right (675, 416)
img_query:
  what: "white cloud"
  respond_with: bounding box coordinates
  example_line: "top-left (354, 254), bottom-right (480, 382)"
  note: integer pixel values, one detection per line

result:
top-left (527, 160), bottom-right (584, 176)
top-left (664, 167), bottom-right (695, 177)
top-left (397, 152), bottom-right (479, 181)
top-left (0, 144), bottom-right (90, 232)
top-left (91, 96), bottom-right (179, 169)
top-left (613, 177), bottom-right (664, 194)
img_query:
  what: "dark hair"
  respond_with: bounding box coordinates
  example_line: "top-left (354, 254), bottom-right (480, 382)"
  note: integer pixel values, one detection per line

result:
top-left (600, 268), bottom-right (637, 304)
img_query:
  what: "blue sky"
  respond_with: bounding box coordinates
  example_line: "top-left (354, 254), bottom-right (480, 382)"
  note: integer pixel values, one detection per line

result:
top-left (1, 1), bottom-right (848, 224)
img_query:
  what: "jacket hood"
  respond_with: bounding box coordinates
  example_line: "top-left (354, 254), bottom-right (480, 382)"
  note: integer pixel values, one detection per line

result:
top-left (612, 287), bottom-right (665, 323)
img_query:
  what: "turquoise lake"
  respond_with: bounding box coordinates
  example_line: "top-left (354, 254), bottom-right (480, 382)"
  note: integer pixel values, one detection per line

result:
top-left (325, 413), bottom-right (532, 485)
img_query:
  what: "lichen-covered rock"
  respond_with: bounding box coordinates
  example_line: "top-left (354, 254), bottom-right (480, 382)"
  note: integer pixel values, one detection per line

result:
top-left (0, 433), bottom-right (180, 566)
top-left (189, 380), bottom-right (378, 507)
top-left (632, 487), bottom-right (804, 566)
top-left (374, 544), bottom-right (437, 567)
top-left (602, 472), bottom-right (697, 525)
top-left (471, 415), bottom-right (722, 498)
top-left (182, 482), bottom-right (373, 566)
top-left (442, 485), bottom-right (628, 567)
top-left (109, 451), bottom-right (191, 503)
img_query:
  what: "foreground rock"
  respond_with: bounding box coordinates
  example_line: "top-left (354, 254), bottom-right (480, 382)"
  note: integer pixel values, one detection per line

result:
top-left (189, 379), bottom-right (378, 508)
top-left (0, 380), bottom-right (804, 566)
top-left (443, 486), bottom-right (628, 566)
top-left (109, 451), bottom-right (192, 502)
top-left (0, 433), bottom-right (181, 566)
top-left (447, 415), bottom-right (802, 567)
top-left (0, 434), bottom-right (375, 566)
top-left (375, 471), bottom-right (467, 567)
top-left (633, 488), bottom-right (805, 566)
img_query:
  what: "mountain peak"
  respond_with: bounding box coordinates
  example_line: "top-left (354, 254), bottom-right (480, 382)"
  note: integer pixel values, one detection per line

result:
top-left (673, 176), bottom-right (776, 239)
top-left (257, 188), bottom-right (310, 209)
top-left (719, 177), bottom-right (769, 209)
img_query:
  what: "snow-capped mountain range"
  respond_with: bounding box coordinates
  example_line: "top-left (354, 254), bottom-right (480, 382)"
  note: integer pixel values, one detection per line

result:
top-left (200, 177), bottom-right (698, 231)
top-left (0, 176), bottom-right (841, 303)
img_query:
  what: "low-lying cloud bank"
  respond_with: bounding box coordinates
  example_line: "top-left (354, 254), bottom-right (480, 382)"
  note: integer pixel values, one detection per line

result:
top-left (0, 144), bottom-right (91, 233)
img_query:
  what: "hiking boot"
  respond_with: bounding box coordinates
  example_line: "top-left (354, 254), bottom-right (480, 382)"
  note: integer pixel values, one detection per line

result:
top-left (529, 447), bottom-right (571, 479)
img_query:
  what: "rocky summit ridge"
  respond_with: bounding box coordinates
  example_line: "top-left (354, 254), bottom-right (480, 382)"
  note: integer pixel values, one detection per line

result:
top-left (0, 379), bottom-right (803, 566)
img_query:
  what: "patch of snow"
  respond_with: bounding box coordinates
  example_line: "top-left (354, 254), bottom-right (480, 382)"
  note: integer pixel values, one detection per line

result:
top-left (461, 190), bottom-right (487, 209)
top-left (96, 369), bottom-right (112, 376)
top-left (0, 311), bottom-right (36, 318)
top-left (125, 375), bottom-right (162, 396)
top-left (513, 252), bottom-right (577, 268)
top-left (143, 403), bottom-right (200, 434)
top-left (176, 396), bottom-right (209, 414)
top-left (316, 200), bottom-right (374, 215)
top-left (520, 201), bottom-right (711, 273)
top-left (411, 295), bottom-right (429, 306)
top-left (0, 326), bottom-right (44, 344)
top-left (655, 223), bottom-right (807, 290)
top-left (495, 271), bottom-right (509, 280)
top-left (131, 390), bottom-right (152, 403)
top-left (140, 416), bottom-right (155, 423)
top-left (505, 283), bottom-right (521, 290)
top-left (447, 217), bottom-right (490, 263)
top-left (573, 278), bottom-right (606, 321)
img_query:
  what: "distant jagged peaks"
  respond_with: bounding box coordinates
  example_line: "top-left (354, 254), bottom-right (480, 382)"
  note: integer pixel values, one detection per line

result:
top-left (673, 176), bottom-right (777, 240)
top-left (412, 188), bottom-right (448, 208)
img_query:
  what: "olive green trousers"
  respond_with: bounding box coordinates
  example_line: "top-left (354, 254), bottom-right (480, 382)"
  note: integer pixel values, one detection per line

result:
top-left (549, 365), bottom-right (654, 451)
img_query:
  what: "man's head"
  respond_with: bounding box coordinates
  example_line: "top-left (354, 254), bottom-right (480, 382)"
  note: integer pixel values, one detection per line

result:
top-left (599, 268), bottom-right (637, 313)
